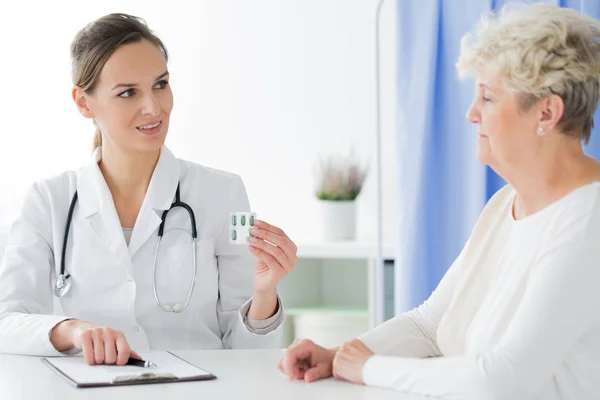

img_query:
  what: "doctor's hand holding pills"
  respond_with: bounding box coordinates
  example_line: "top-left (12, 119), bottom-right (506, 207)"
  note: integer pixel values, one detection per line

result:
top-left (248, 220), bottom-right (298, 296)
top-left (229, 212), bottom-right (298, 319)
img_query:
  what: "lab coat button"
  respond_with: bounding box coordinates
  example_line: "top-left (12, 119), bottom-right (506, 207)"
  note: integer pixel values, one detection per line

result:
top-left (127, 276), bottom-right (133, 282)
top-left (134, 326), bottom-right (140, 332)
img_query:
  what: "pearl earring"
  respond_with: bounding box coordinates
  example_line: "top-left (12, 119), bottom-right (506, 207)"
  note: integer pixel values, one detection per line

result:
top-left (538, 126), bottom-right (543, 133)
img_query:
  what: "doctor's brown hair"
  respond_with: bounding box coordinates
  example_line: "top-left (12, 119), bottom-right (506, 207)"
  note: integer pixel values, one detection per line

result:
top-left (70, 13), bottom-right (169, 151)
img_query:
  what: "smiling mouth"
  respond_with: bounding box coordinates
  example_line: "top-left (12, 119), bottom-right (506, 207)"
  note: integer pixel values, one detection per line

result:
top-left (137, 121), bottom-right (161, 130)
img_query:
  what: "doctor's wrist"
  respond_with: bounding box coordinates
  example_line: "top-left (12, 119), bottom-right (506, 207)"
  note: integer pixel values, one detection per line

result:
top-left (253, 286), bottom-right (278, 297)
top-left (248, 289), bottom-right (279, 320)
top-left (50, 319), bottom-right (79, 351)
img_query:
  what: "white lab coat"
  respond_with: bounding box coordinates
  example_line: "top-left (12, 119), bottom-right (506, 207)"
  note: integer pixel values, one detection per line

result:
top-left (0, 147), bottom-right (283, 356)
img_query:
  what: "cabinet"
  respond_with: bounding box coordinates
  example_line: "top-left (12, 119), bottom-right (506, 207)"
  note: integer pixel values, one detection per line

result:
top-left (278, 240), bottom-right (395, 347)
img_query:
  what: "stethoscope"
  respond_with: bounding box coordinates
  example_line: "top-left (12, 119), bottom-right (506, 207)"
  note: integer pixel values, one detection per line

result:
top-left (54, 182), bottom-right (199, 313)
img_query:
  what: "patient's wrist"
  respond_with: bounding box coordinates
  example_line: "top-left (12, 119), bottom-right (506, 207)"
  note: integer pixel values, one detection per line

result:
top-left (328, 347), bottom-right (339, 359)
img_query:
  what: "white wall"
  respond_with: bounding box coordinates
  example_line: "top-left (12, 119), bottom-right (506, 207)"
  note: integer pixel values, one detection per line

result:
top-left (0, 0), bottom-right (397, 247)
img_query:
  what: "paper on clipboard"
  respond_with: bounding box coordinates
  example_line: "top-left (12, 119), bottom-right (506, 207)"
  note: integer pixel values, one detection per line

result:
top-left (42, 351), bottom-right (216, 387)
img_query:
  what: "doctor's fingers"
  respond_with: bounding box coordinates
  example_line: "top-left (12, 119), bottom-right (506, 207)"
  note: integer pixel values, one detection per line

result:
top-left (250, 231), bottom-right (296, 264)
top-left (249, 239), bottom-right (292, 271)
top-left (103, 330), bottom-right (120, 365)
top-left (92, 329), bottom-right (106, 365)
top-left (252, 224), bottom-right (298, 260)
top-left (253, 219), bottom-right (285, 236)
top-left (115, 333), bottom-right (137, 365)
top-left (79, 331), bottom-right (96, 365)
top-left (250, 245), bottom-right (290, 274)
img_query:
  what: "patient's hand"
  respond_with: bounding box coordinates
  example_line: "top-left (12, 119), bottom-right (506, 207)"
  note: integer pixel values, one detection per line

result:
top-left (278, 339), bottom-right (336, 382)
top-left (332, 339), bottom-right (374, 385)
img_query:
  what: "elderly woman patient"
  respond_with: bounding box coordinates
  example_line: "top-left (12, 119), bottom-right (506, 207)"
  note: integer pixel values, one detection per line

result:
top-left (279, 3), bottom-right (600, 399)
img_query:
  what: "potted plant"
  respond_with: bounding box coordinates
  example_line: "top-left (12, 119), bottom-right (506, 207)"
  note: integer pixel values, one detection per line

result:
top-left (314, 151), bottom-right (368, 241)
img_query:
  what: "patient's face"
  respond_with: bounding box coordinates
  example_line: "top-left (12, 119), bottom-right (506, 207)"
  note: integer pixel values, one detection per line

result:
top-left (82, 40), bottom-right (173, 154)
top-left (466, 73), bottom-right (539, 174)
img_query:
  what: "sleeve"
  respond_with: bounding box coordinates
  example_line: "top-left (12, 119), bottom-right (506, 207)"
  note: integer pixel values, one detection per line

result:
top-left (214, 175), bottom-right (284, 348)
top-left (245, 296), bottom-right (284, 334)
top-left (358, 248), bottom-right (462, 358)
top-left (361, 239), bottom-right (600, 400)
top-left (0, 184), bottom-right (73, 356)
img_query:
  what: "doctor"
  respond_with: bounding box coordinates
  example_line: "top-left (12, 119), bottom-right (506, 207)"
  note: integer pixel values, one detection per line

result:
top-left (0, 13), bottom-right (298, 365)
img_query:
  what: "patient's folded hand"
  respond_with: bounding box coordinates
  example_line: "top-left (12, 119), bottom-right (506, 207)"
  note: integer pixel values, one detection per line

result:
top-left (332, 339), bottom-right (374, 385)
top-left (277, 339), bottom-right (335, 383)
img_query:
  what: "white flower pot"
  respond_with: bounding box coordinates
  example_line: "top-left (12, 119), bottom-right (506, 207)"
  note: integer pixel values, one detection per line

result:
top-left (317, 200), bottom-right (357, 241)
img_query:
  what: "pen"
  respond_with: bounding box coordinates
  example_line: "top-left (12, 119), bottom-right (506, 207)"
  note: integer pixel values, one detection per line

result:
top-left (125, 357), bottom-right (158, 368)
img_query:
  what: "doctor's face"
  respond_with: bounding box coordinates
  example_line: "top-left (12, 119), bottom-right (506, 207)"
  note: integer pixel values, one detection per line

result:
top-left (83, 40), bottom-right (173, 153)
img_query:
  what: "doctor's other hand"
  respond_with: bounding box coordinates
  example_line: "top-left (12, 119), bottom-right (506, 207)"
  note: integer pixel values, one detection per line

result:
top-left (248, 219), bottom-right (298, 294)
top-left (331, 339), bottom-right (374, 385)
top-left (278, 339), bottom-right (336, 382)
top-left (50, 319), bottom-right (140, 365)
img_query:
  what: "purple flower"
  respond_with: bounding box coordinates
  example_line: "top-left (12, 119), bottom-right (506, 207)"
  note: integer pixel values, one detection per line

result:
top-left (314, 153), bottom-right (369, 201)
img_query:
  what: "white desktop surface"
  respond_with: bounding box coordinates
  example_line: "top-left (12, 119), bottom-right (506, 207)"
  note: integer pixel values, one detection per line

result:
top-left (0, 349), bottom-right (431, 400)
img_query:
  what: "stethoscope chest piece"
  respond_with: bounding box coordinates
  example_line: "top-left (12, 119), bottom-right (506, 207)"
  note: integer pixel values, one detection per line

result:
top-left (54, 274), bottom-right (72, 298)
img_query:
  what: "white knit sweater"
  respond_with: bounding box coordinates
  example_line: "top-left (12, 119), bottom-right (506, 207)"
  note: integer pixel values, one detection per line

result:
top-left (359, 183), bottom-right (600, 400)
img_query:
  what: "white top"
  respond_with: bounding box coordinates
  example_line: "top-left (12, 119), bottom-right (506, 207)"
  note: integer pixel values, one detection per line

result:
top-left (359, 183), bottom-right (600, 400)
top-left (0, 147), bottom-right (283, 357)
top-left (122, 227), bottom-right (133, 246)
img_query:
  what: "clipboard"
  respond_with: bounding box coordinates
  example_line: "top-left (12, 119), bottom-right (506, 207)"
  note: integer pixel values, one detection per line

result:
top-left (42, 351), bottom-right (216, 388)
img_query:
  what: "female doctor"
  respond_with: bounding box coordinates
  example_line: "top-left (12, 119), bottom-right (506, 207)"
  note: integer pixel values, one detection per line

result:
top-left (0, 13), bottom-right (298, 365)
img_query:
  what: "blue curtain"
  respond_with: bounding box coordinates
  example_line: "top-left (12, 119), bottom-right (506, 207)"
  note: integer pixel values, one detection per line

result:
top-left (394, 0), bottom-right (600, 315)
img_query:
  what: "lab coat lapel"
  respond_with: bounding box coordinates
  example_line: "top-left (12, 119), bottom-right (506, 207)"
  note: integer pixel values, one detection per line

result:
top-left (128, 147), bottom-right (180, 258)
top-left (77, 149), bottom-right (132, 273)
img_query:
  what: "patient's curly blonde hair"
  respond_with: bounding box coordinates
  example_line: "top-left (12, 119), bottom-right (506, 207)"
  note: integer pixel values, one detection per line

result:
top-left (456, 3), bottom-right (600, 144)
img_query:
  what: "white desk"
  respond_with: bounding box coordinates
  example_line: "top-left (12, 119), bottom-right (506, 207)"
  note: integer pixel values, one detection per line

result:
top-left (0, 349), bottom-right (429, 400)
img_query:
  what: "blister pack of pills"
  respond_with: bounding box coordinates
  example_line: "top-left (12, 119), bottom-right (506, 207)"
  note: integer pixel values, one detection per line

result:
top-left (229, 212), bottom-right (257, 244)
